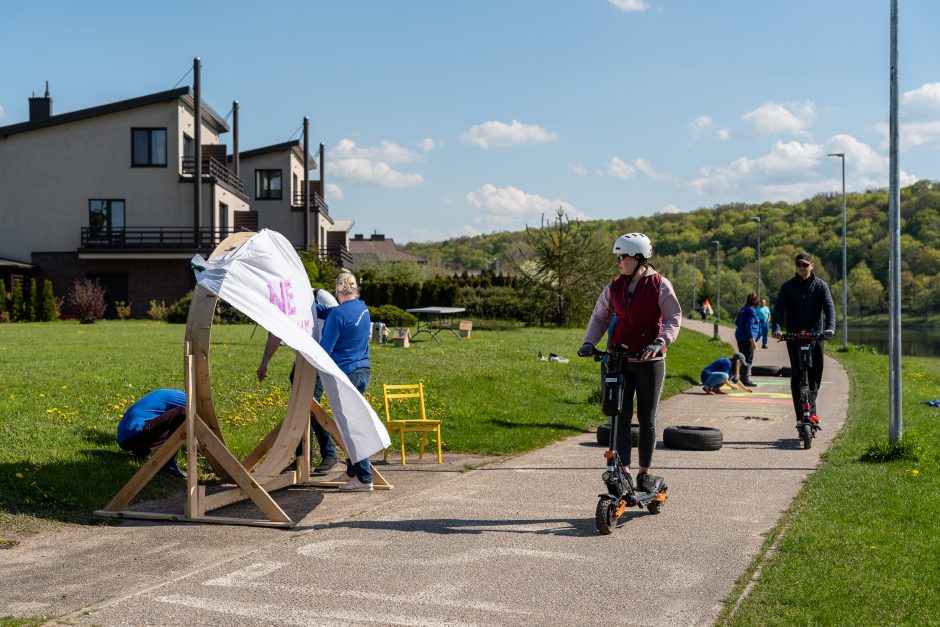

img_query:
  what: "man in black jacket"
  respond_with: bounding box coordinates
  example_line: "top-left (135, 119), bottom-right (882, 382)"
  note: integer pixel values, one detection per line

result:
top-left (772, 253), bottom-right (836, 424)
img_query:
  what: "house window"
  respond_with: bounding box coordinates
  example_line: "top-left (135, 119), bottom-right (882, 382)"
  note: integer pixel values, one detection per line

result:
top-left (131, 128), bottom-right (167, 166)
top-left (219, 202), bottom-right (229, 235)
top-left (255, 169), bottom-right (282, 200)
top-left (89, 199), bottom-right (125, 234)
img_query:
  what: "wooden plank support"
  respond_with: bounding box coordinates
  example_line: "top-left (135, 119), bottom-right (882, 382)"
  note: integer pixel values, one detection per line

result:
top-left (102, 426), bottom-right (185, 512)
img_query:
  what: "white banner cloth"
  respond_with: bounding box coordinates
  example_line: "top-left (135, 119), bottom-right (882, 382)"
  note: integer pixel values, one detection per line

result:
top-left (191, 229), bottom-right (390, 462)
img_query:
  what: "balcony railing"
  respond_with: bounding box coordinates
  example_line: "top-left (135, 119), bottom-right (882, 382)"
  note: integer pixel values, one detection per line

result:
top-left (81, 227), bottom-right (239, 250)
top-left (291, 191), bottom-right (329, 217)
top-left (181, 156), bottom-right (244, 193)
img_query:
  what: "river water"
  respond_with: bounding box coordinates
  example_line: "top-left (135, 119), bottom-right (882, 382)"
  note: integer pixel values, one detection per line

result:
top-left (846, 326), bottom-right (940, 358)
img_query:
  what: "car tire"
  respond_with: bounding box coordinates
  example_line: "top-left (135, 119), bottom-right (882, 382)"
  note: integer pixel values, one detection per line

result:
top-left (662, 425), bottom-right (723, 451)
top-left (596, 422), bottom-right (640, 447)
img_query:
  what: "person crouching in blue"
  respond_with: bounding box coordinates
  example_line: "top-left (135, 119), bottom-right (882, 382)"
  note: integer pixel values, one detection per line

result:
top-left (116, 389), bottom-right (187, 478)
top-left (700, 353), bottom-right (746, 395)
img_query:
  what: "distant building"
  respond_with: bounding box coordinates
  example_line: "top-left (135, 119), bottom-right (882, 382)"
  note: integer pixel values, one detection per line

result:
top-left (0, 80), bottom-right (348, 317)
top-left (347, 233), bottom-right (423, 268)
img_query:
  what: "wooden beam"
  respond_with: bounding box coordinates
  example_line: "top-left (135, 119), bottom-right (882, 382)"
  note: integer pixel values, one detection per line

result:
top-left (102, 427), bottom-right (185, 512)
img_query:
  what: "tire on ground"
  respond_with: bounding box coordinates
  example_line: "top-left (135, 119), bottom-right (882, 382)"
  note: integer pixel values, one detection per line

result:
top-left (750, 365), bottom-right (782, 377)
top-left (596, 423), bottom-right (640, 447)
top-left (662, 425), bottom-right (723, 451)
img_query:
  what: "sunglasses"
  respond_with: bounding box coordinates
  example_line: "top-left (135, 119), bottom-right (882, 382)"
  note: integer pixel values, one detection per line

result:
top-left (795, 261), bottom-right (812, 268)
top-left (616, 254), bottom-right (634, 262)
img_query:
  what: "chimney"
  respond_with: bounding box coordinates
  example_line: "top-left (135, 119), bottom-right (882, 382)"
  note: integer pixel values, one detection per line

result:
top-left (28, 81), bottom-right (53, 122)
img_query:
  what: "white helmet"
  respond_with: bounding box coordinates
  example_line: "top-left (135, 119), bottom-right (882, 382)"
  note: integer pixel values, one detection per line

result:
top-left (612, 233), bottom-right (652, 260)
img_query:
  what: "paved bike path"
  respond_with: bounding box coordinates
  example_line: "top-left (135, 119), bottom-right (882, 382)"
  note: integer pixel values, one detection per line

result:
top-left (5, 321), bottom-right (848, 626)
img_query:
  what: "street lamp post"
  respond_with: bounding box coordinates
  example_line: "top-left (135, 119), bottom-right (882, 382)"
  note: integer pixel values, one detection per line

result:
top-left (711, 240), bottom-right (721, 320)
top-left (752, 216), bottom-right (761, 300)
top-left (827, 152), bottom-right (848, 346)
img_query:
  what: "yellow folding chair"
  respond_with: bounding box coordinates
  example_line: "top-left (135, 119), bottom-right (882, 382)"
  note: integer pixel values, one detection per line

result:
top-left (382, 383), bottom-right (443, 465)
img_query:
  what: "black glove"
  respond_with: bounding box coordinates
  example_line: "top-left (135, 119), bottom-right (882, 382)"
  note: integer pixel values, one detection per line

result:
top-left (578, 342), bottom-right (595, 357)
top-left (642, 343), bottom-right (663, 358)
top-left (730, 376), bottom-right (739, 384)
top-left (823, 329), bottom-right (834, 339)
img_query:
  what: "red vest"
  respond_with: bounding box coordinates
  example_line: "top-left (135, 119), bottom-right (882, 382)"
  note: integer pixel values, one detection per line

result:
top-left (609, 273), bottom-right (665, 353)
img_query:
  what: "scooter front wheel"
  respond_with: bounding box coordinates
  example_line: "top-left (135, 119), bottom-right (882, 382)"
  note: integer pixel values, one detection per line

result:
top-left (596, 496), bottom-right (618, 535)
top-left (800, 423), bottom-right (812, 449)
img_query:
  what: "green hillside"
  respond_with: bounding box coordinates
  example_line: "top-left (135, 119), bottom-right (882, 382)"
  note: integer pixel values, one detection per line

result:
top-left (403, 180), bottom-right (940, 319)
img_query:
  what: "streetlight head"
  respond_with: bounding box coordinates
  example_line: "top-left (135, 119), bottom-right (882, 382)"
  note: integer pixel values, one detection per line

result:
top-left (827, 152), bottom-right (845, 158)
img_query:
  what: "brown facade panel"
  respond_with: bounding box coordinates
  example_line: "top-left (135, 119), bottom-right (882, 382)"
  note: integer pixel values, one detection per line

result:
top-left (31, 253), bottom-right (195, 319)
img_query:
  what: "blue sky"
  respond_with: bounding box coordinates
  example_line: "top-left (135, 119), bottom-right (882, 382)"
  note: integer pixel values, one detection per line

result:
top-left (2, 1), bottom-right (938, 243)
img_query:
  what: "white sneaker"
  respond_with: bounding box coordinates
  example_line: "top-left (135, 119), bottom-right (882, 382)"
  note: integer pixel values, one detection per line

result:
top-left (339, 477), bottom-right (373, 492)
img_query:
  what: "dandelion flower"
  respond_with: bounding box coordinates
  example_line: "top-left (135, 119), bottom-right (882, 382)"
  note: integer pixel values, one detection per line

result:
top-left (15, 472), bottom-right (23, 479)
top-left (39, 393), bottom-right (46, 398)
top-left (910, 469), bottom-right (920, 477)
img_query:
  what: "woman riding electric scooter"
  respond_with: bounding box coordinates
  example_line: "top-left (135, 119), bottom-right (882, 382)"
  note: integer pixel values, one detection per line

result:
top-left (578, 233), bottom-right (682, 493)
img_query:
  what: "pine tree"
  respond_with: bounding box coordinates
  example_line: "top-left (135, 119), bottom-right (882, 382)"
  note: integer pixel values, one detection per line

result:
top-left (10, 282), bottom-right (24, 322)
top-left (0, 280), bottom-right (8, 321)
top-left (26, 278), bottom-right (39, 322)
top-left (41, 280), bottom-right (57, 321)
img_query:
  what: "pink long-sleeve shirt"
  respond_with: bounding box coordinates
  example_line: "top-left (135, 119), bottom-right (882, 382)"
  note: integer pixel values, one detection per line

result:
top-left (582, 267), bottom-right (683, 360)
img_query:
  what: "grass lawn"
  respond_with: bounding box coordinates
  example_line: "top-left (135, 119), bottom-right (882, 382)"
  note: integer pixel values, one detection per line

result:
top-left (0, 320), bottom-right (723, 530)
top-left (720, 348), bottom-right (940, 625)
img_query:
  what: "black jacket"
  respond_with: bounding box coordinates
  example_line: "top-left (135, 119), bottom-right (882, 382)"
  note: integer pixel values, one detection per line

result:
top-left (772, 273), bottom-right (836, 334)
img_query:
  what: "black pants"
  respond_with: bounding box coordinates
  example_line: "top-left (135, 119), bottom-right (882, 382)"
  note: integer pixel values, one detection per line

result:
top-left (737, 339), bottom-right (755, 380)
top-left (786, 341), bottom-right (824, 421)
top-left (118, 407), bottom-right (186, 459)
top-left (613, 359), bottom-right (665, 469)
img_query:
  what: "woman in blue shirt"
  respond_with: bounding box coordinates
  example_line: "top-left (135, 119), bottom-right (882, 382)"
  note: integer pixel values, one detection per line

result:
top-left (317, 272), bottom-right (375, 492)
top-left (734, 293), bottom-right (760, 386)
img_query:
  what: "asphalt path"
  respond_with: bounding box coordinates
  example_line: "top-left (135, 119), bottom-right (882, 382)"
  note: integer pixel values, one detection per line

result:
top-left (3, 320), bottom-right (848, 626)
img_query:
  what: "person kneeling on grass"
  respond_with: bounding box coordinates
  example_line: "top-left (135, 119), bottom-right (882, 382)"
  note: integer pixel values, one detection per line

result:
top-left (116, 389), bottom-right (187, 478)
top-left (700, 353), bottom-right (747, 395)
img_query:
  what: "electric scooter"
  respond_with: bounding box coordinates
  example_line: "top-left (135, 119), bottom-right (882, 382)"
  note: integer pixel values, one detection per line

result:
top-left (777, 330), bottom-right (828, 449)
top-left (587, 346), bottom-right (668, 535)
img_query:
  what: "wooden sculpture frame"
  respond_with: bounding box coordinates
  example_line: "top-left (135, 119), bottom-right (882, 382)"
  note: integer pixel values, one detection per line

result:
top-left (95, 232), bottom-right (390, 528)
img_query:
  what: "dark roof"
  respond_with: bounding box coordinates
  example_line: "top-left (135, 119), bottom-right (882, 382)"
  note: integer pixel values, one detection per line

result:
top-left (231, 140), bottom-right (317, 169)
top-left (0, 87), bottom-right (229, 139)
top-left (348, 237), bottom-right (422, 263)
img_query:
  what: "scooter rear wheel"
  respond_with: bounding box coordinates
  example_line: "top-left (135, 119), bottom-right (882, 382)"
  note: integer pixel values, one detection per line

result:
top-left (596, 496), bottom-right (618, 535)
top-left (800, 423), bottom-right (812, 449)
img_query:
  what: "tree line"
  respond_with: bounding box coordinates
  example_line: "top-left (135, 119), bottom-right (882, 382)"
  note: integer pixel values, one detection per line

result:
top-left (403, 180), bottom-right (940, 322)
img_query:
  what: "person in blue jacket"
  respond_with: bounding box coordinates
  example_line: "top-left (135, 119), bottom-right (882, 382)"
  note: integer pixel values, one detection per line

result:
top-left (734, 293), bottom-right (760, 386)
top-left (316, 272), bottom-right (375, 492)
top-left (116, 389), bottom-right (187, 478)
top-left (700, 353), bottom-right (747, 394)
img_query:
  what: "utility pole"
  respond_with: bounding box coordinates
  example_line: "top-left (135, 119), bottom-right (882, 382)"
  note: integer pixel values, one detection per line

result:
top-left (888, 0), bottom-right (902, 442)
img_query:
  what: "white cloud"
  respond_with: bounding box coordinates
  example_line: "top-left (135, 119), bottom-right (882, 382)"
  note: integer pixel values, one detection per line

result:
top-left (660, 204), bottom-right (682, 213)
top-left (608, 0), bottom-right (650, 12)
top-left (689, 115), bottom-right (713, 134)
top-left (901, 82), bottom-right (940, 119)
top-left (411, 225), bottom-right (482, 241)
top-left (465, 183), bottom-right (587, 232)
top-left (0, 104), bottom-right (6, 120)
top-left (461, 120), bottom-right (558, 149)
top-left (324, 182), bottom-right (344, 201)
top-left (331, 138), bottom-right (422, 163)
top-left (599, 156), bottom-right (636, 179)
top-left (599, 156), bottom-right (670, 181)
top-left (328, 138), bottom-right (424, 187)
top-left (567, 163), bottom-right (587, 176)
top-left (416, 138), bottom-right (437, 152)
top-left (688, 135), bottom-right (917, 202)
top-left (688, 140), bottom-right (824, 197)
top-left (741, 100), bottom-right (816, 137)
top-left (873, 82), bottom-right (940, 148)
top-left (718, 127), bottom-right (731, 141)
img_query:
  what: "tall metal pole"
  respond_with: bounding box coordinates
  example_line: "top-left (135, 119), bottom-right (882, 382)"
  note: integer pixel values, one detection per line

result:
top-left (193, 57), bottom-right (202, 244)
top-left (232, 100), bottom-right (239, 178)
top-left (712, 240), bottom-right (721, 320)
top-left (303, 116), bottom-right (310, 251)
top-left (828, 152), bottom-right (848, 345)
top-left (888, 0), bottom-right (902, 442)
top-left (752, 216), bottom-right (761, 300)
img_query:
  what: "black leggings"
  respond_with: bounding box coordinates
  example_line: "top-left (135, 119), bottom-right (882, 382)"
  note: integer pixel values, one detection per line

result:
top-left (786, 341), bottom-right (824, 421)
top-left (613, 359), bottom-right (666, 469)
